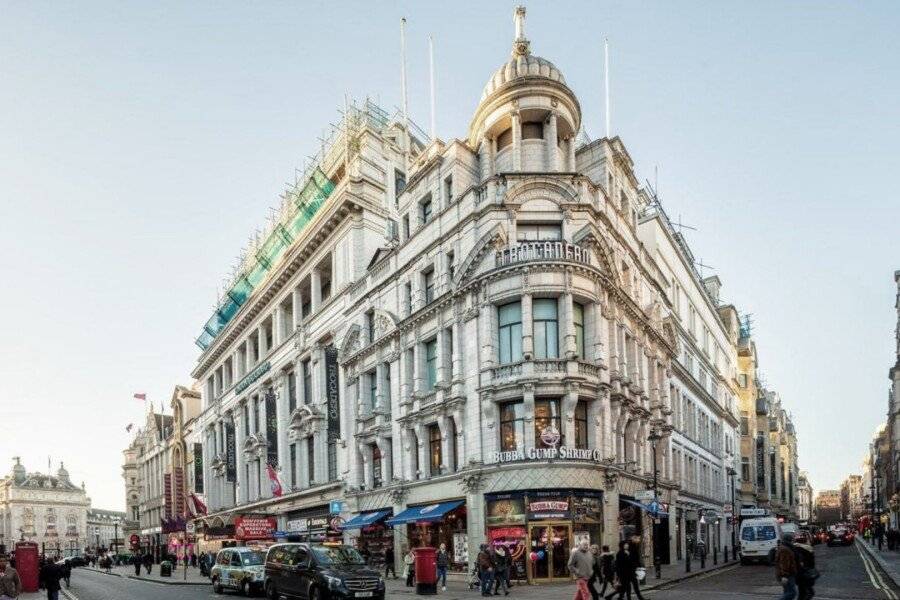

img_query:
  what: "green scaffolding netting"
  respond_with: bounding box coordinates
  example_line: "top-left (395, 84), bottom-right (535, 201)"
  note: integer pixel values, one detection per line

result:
top-left (195, 168), bottom-right (335, 350)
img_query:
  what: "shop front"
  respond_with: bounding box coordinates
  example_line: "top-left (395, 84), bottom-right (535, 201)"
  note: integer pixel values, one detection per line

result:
top-left (387, 501), bottom-right (468, 573)
top-left (486, 490), bottom-right (603, 583)
top-left (281, 505), bottom-right (342, 544)
top-left (342, 510), bottom-right (393, 569)
top-left (198, 524), bottom-right (237, 554)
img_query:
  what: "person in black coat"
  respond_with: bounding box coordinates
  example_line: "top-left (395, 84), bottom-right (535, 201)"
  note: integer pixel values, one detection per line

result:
top-left (39, 559), bottom-right (62, 600)
top-left (132, 552), bottom-right (142, 576)
top-left (142, 552), bottom-right (153, 575)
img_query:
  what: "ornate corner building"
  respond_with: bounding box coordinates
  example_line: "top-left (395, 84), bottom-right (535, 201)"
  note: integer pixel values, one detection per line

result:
top-left (184, 7), bottom-right (799, 580)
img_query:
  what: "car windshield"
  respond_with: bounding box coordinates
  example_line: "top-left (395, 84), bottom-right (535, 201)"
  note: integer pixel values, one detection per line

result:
top-left (311, 546), bottom-right (366, 565)
top-left (741, 525), bottom-right (776, 541)
top-left (241, 552), bottom-right (265, 566)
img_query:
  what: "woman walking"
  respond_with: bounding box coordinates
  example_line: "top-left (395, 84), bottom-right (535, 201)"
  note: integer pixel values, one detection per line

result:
top-left (436, 543), bottom-right (450, 592)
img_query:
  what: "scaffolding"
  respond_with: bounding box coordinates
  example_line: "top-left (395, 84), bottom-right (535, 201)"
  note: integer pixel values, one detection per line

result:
top-left (195, 99), bottom-right (413, 351)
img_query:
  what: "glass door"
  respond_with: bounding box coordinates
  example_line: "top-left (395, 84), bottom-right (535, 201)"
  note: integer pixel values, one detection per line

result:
top-left (528, 524), bottom-right (572, 582)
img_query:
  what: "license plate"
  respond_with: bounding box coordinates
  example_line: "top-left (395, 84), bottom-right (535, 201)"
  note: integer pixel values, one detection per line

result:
top-left (356, 593), bottom-right (373, 598)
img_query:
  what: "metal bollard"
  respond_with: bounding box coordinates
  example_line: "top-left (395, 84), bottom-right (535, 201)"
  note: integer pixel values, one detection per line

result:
top-left (700, 550), bottom-right (706, 569)
top-left (713, 547), bottom-right (718, 565)
top-left (685, 551), bottom-right (691, 573)
top-left (724, 546), bottom-right (729, 562)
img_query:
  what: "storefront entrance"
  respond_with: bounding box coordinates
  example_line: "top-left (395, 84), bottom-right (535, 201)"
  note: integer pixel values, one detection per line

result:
top-left (527, 524), bottom-right (571, 582)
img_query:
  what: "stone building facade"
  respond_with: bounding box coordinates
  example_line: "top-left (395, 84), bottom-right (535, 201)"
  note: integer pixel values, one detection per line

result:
top-left (86, 508), bottom-right (126, 553)
top-left (0, 459), bottom-right (90, 557)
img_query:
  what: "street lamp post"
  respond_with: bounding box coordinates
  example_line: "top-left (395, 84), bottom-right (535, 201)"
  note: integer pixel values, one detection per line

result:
top-left (726, 466), bottom-right (737, 559)
top-left (648, 429), bottom-right (663, 579)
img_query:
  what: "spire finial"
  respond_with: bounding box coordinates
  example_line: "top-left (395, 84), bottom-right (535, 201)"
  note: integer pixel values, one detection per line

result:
top-left (512, 6), bottom-right (530, 57)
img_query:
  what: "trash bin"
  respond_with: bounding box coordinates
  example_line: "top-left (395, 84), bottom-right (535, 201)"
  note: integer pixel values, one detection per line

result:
top-left (414, 547), bottom-right (437, 595)
top-left (160, 561), bottom-right (173, 577)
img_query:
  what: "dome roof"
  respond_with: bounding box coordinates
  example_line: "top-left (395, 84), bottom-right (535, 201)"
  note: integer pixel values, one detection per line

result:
top-left (480, 54), bottom-right (566, 103)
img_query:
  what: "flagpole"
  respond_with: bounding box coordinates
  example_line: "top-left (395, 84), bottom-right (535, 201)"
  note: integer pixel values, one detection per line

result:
top-left (604, 37), bottom-right (611, 139)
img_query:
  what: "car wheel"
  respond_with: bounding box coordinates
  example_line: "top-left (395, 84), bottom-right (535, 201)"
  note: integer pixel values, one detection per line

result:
top-left (213, 577), bottom-right (223, 594)
top-left (265, 581), bottom-right (277, 600)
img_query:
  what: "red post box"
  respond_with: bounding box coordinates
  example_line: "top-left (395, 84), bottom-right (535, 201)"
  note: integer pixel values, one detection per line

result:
top-left (14, 541), bottom-right (39, 592)
top-left (413, 546), bottom-right (437, 595)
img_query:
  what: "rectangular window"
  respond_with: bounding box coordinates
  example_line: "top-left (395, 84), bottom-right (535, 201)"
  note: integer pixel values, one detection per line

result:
top-left (498, 302), bottom-right (523, 364)
top-left (365, 310), bottom-right (375, 343)
top-left (447, 328), bottom-right (454, 378)
top-left (574, 401), bottom-right (589, 449)
top-left (424, 268), bottom-right (435, 304)
top-left (447, 250), bottom-right (455, 280)
top-left (368, 370), bottom-right (377, 410)
top-left (328, 440), bottom-right (337, 482)
top-left (573, 302), bottom-right (585, 358)
top-left (429, 424), bottom-right (442, 476)
top-left (499, 401), bottom-right (525, 452)
top-left (383, 364), bottom-right (392, 414)
top-left (425, 339), bottom-right (438, 390)
top-left (404, 282), bottom-right (413, 314)
top-left (534, 399), bottom-right (563, 448)
top-left (533, 298), bottom-right (559, 359)
top-left (448, 418), bottom-right (458, 472)
top-left (444, 175), bottom-right (453, 204)
top-left (395, 170), bottom-right (407, 202)
top-left (403, 214), bottom-right (410, 239)
top-left (289, 444), bottom-right (297, 489)
top-left (302, 359), bottom-right (312, 404)
top-left (420, 195), bottom-right (433, 224)
top-left (307, 437), bottom-right (315, 485)
top-left (287, 371), bottom-right (297, 413)
top-left (740, 414), bottom-right (750, 436)
top-left (372, 444), bottom-right (382, 488)
top-left (516, 223), bottom-right (562, 241)
top-left (243, 403), bottom-right (250, 436)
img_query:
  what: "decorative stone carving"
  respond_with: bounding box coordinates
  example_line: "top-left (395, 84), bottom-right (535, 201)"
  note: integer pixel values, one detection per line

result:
top-left (603, 470), bottom-right (619, 491)
top-left (459, 471), bottom-right (486, 494)
top-left (389, 486), bottom-right (409, 505)
top-left (242, 434), bottom-right (267, 460)
top-left (288, 405), bottom-right (322, 440)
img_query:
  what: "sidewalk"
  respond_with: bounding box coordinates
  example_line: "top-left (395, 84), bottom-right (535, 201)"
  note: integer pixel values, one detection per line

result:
top-left (857, 536), bottom-right (900, 588)
top-left (83, 563), bottom-right (210, 585)
top-left (81, 554), bottom-right (736, 594)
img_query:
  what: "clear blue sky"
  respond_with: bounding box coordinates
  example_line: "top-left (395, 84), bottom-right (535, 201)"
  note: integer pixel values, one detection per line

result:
top-left (2, 1), bottom-right (898, 510)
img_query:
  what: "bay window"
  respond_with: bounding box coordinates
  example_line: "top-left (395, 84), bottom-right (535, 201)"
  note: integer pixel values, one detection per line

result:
top-left (498, 302), bottom-right (523, 364)
top-left (534, 399), bottom-right (563, 448)
top-left (499, 401), bottom-right (525, 452)
top-left (533, 299), bottom-right (559, 359)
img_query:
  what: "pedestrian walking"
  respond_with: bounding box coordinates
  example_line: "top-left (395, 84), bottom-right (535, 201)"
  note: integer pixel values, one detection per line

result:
top-left (792, 538), bottom-right (817, 600)
top-left (436, 543), bottom-right (451, 592)
top-left (626, 538), bottom-right (646, 600)
top-left (597, 546), bottom-right (615, 598)
top-left (132, 552), bottom-right (142, 576)
top-left (0, 554), bottom-right (21, 600)
top-left (142, 552), bottom-right (153, 575)
top-left (587, 545), bottom-right (602, 600)
top-left (59, 559), bottom-right (71, 589)
top-left (383, 543), bottom-right (396, 580)
top-left (403, 547), bottom-right (416, 587)
top-left (492, 545), bottom-right (510, 596)
top-left (605, 541), bottom-right (633, 600)
top-left (775, 533), bottom-right (799, 600)
top-left (876, 524), bottom-right (885, 551)
top-left (39, 559), bottom-right (62, 600)
top-left (477, 544), bottom-right (495, 597)
top-left (567, 539), bottom-right (594, 600)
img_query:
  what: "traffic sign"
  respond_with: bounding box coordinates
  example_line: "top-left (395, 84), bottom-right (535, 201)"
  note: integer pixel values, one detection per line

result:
top-left (329, 500), bottom-right (345, 514)
top-left (634, 490), bottom-right (655, 502)
top-left (185, 522), bottom-right (195, 534)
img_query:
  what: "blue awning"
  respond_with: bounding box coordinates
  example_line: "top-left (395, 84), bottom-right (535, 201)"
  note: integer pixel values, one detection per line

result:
top-left (385, 501), bottom-right (464, 526)
top-left (341, 510), bottom-right (392, 530)
top-left (620, 497), bottom-right (669, 517)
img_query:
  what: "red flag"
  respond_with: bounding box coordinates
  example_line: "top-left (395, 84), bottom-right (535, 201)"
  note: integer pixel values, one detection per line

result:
top-left (133, 393), bottom-right (147, 401)
top-left (266, 464), bottom-right (283, 497)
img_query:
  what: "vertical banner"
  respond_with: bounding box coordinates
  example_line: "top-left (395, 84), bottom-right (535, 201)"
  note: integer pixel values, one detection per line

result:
top-left (265, 388), bottom-right (278, 467)
top-left (325, 345), bottom-right (340, 441)
top-left (755, 435), bottom-right (765, 491)
top-left (164, 473), bottom-right (173, 520)
top-left (225, 421), bottom-right (237, 483)
top-left (194, 443), bottom-right (204, 493)
top-left (174, 467), bottom-right (185, 517)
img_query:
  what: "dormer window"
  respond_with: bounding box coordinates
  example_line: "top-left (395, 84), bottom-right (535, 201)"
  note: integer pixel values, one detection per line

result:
top-left (517, 223), bottom-right (562, 241)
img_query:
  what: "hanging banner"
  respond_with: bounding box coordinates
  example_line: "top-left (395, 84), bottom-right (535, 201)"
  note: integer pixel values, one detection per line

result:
top-left (755, 435), bottom-right (765, 491)
top-left (194, 443), bottom-right (204, 494)
top-left (265, 388), bottom-right (278, 467)
top-left (174, 467), bottom-right (186, 517)
top-left (164, 473), bottom-right (173, 520)
top-left (226, 421), bottom-right (237, 482)
top-left (325, 345), bottom-right (340, 441)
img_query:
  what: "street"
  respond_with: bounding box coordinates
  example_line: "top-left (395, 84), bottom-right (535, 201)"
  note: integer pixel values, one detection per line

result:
top-left (60, 543), bottom-right (900, 600)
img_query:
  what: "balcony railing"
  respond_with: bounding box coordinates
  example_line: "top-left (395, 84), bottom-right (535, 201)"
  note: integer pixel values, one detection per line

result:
top-left (495, 242), bottom-right (591, 268)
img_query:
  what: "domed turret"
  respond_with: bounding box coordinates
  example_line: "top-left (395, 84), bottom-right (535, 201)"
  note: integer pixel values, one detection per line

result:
top-left (57, 462), bottom-right (70, 483)
top-left (12, 457), bottom-right (26, 484)
top-left (469, 6), bottom-right (582, 174)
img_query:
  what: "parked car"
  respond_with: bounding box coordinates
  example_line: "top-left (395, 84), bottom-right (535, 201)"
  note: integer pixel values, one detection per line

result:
top-left (265, 542), bottom-right (385, 600)
top-left (740, 517), bottom-right (783, 564)
top-left (827, 528), bottom-right (854, 547)
top-left (211, 547), bottom-right (266, 596)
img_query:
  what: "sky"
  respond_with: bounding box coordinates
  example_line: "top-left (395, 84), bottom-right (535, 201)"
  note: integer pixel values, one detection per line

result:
top-left (1, 1), bottom-right (899, 511)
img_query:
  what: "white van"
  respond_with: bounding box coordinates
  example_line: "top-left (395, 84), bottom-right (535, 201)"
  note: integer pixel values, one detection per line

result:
top-left (739, 517), bottom-right (783, 564)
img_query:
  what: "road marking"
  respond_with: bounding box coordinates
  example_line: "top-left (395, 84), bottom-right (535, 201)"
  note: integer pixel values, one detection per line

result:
top-left (858, 544), bottom-right (898, 600)
top-left (61, 588), bottom-right (80, 600)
